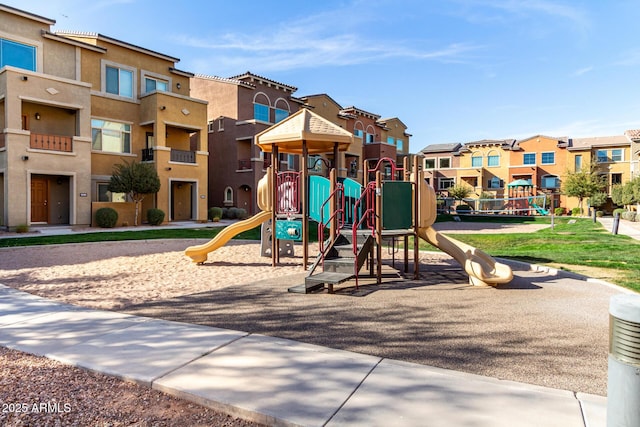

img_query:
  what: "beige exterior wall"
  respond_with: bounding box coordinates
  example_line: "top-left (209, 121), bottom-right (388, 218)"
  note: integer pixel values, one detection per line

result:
top-left (1, 5), bottom-right (208, 228)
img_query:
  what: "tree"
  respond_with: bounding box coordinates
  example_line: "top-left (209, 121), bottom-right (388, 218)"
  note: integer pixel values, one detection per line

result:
top-left (611, 177), bottom-right (640, 210)
top-left (448, 184), bottom-right (472, 203)
top-left (108, 160), bottom-right (161, 226)
top-left (587, 191), bottom-right (607, 210)
top-left (562, 164), bottom-right (606, 215)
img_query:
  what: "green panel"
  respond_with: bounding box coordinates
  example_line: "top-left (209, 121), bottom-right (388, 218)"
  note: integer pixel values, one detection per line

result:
top-left (275, 220), bottom-right (302, 241)
top-left (381, 181), bottom-right (412, 230)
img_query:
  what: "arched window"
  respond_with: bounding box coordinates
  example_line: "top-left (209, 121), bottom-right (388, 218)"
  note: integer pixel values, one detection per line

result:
top-left (365, 125), bottom-right (376, 144)
top-left (471, 152), bottom-right (483, 168)
top-left (487, 150), bottom-right (500, 167)
top-left (253, 93), bottom-right (271, 122)
top-left (353, 121), bottom-right (364, 139)
top-left (274, 98), bottom-right (290, 123)
top-left (223, 186), bottom-right (233, 206)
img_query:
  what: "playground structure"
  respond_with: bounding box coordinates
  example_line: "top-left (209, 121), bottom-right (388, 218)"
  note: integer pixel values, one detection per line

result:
top-left (184, 108), bottom-right (513, 291)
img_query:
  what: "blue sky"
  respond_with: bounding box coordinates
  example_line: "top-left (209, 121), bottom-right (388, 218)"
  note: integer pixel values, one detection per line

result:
top-left (11, 0), bottom-right (640, 152)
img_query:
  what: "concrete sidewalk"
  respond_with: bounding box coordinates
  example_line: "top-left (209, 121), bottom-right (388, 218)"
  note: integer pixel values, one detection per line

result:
top-left (0, 284), bottom-right (606, 427)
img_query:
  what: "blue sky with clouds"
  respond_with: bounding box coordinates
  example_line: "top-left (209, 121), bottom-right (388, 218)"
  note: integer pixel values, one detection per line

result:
top-left (11, 0), bottom-right (640, 152)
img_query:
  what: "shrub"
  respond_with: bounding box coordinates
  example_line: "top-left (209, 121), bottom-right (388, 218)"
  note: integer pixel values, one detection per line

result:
top-left (208, 207), bottom-right (223, 221)
top-left (596, 211), bottom-right (604, 217)
top-left (95, 207), bottom-right (118, 228)
top-left (571, 207), bottom-right (582, 216)
top-left (554, 207), bottom-right (565, 216)
top-left (146, 208), bottom-right (165, 225)
top-left (229, 207), bottom-right (248, 219)
top-left (455, 204), bottom-right (473, 213)
top-left (15, 224), bottom-right (29, 233)
top-left (622, 211), bottom-right (637, 221)
top-left (613, 208), bottom-right (626, 217)
top-left (222, 207), bottom-right (233, 219)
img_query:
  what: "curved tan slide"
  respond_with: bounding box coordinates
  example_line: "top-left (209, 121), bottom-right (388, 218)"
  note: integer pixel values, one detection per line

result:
top-left (185, 169), bottom-right (273, 264)
top-left (416, 176), bottom-right (513, 286)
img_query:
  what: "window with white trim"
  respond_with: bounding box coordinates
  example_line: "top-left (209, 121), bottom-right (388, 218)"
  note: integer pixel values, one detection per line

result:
top-left (487, 151), bottom-right (499, 167)
top-left (354, 129), bottom-right (363, 138)
top-left (487, 177), bottom-right (503, 189)
top-left (439, 157), bottom-right (451, 168)
top-left (596, 150), bottom-right (608, 163)
top-left (224, 187), bottom-right (233, 204)
top-left (424, 158), bottom-right (436, 169)
top-left (523, 153), bottom-right (535, 165)
top-left (439, 178), bottom-right (455, 190)
top-left (91, 119), bottom-right (131, 153)
top-left (396, 139), bottom-right (404, 151)
top-left (611, 149), bottom-right (623, 162)
top-left (541, 152), bottom-right (555, 165)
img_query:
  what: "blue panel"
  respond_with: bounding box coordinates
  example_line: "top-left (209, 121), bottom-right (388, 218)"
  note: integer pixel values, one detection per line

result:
top-left (275, 220), bottom-right (302, 241)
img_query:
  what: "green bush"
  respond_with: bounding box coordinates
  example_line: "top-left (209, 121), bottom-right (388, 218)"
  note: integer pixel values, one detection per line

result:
top-left (571, 207), bottom-right (582, 216)
top-left (222, 207), bottom-right (232, 219)
top-left (622, 211), bottom-right (636, 221)
top-left (229, 207), bottom-right (248, 219)
top-left (208, 207), bottom-right (223, 221)
top-left (15, 224), bottom-right (29, 233)
top-left (146, 208), bottom-right (165, 225)
top-left (613, 208), bottom-right (626, 217)
top-left (596, 211), bottom-right (604, 217)
top-left (554, 207), bottom-right (565, 216)
top-left (95, 207), bottom-right (118, 228)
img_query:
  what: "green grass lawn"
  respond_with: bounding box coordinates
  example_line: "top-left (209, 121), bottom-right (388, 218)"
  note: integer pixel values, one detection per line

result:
top-left (425, 216), bottom-right (640, 292)
top-left (2, 216), bottom-right (638, 292)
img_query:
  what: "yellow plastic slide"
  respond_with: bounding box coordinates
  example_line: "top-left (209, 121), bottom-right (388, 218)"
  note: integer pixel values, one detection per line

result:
top-left (184, 210), bottom-right (271, 264)
top-left (416, 176), bottom-right (513, 286)
top-left (185, 169), bottom-right (274, 264)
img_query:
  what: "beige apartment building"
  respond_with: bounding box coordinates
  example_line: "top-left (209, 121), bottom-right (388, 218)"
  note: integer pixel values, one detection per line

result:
top-left (0, 4), bottom-right (208, 230)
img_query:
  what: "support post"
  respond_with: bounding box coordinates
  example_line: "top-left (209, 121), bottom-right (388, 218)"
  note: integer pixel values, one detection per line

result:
top-left (375, 170), bottom-right (382, 284)
top-left (302, 141), bottom-right (309, 270)
top-left (271, 146), bottom-right (278, 267)
top-left (413, 155), bottom-right (420, 279)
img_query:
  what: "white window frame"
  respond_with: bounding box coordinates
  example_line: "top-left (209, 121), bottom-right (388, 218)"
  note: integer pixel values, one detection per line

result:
top-left (611, 149), bottom-right (623, 162)
top-left (523, 153), bottom-right (536, 165)
top-left (439, 157), bottom-right (451, 169)
top-left (424, 158), bottom-right (436, 169)
top-left (439, 177), bottom-right (455, 190)
top-left (541, 151), bottom-right (555, 165)
top-left (224, 186), bottom-right (233, 204)
top-left (91, 118), bottom-right (132, 154)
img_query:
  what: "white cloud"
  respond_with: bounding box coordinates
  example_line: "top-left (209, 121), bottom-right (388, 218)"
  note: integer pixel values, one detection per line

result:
top-left (572, 66), bottom-right (593, 76)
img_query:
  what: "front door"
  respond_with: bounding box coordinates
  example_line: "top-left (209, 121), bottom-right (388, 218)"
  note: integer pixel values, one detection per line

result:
top-left (31, 177), bottom-right (49, 223)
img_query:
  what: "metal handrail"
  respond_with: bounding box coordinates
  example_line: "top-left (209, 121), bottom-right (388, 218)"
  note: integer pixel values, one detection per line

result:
top-left (351, 182), bottom-right (377, 288)
top-left (317, 183), bottom-right (345, 270)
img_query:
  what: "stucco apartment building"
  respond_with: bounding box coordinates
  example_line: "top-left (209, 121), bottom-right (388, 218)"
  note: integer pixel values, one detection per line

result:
top-left (420, 132), bottom-right (637, 212)
top-left (0, 4), bottom-right (208, 230)
top-left (190, 72), bottom-right (303, 215)
top-left (191, 76), bottom-right (412, 215)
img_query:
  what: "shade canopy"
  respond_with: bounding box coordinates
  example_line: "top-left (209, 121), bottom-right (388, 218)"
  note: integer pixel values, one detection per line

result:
top-left (507, 179), bottom-right (533, 187)
top-left (256, 108), bottom-right (354, 155)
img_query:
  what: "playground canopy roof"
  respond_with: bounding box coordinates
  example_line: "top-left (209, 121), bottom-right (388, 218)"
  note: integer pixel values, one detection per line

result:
top-left (255, 108), bottom-right (354, 155)
top-left (507, 179), bottom-right (533, 187)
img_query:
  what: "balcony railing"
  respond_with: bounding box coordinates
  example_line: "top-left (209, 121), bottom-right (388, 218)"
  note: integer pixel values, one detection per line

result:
top-left (142, 148), bottom-right (154, 161)
top-left (170, 149), bottom-right (196, 163)
top-left (30, 133), bottom-right (73, 152)
top-left (238, 159), bottom-right (252, 170)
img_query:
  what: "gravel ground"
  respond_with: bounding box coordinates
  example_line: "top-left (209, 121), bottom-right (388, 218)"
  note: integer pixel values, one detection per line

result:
top-left (0, 346), bottom-right (264, 427)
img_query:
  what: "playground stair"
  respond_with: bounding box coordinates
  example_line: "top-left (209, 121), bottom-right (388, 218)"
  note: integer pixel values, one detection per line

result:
top-left (288, 230), bottom-right (374, 294)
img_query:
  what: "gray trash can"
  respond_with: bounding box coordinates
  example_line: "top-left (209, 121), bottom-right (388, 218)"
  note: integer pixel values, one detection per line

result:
top-left (608, 294), bottom-right (640, 427)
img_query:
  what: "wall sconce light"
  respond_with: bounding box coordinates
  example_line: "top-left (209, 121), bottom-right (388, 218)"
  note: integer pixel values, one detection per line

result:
top-left (35, 113), bottom-right (41, 120)
top-left (176, 82), bottom-right (181, 89)
top-left (165, 167), bottom-right (172, 171)
top-left (159, 106), bottom-right (166, 110)
top-left (21, 76), bottom-right (28, 81)
top-left (21, 155), bottom-right (29, 161)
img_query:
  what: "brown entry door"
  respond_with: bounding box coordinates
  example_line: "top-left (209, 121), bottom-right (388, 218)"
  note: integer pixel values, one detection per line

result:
top-left (31, 177), bottom-right (49, 223)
